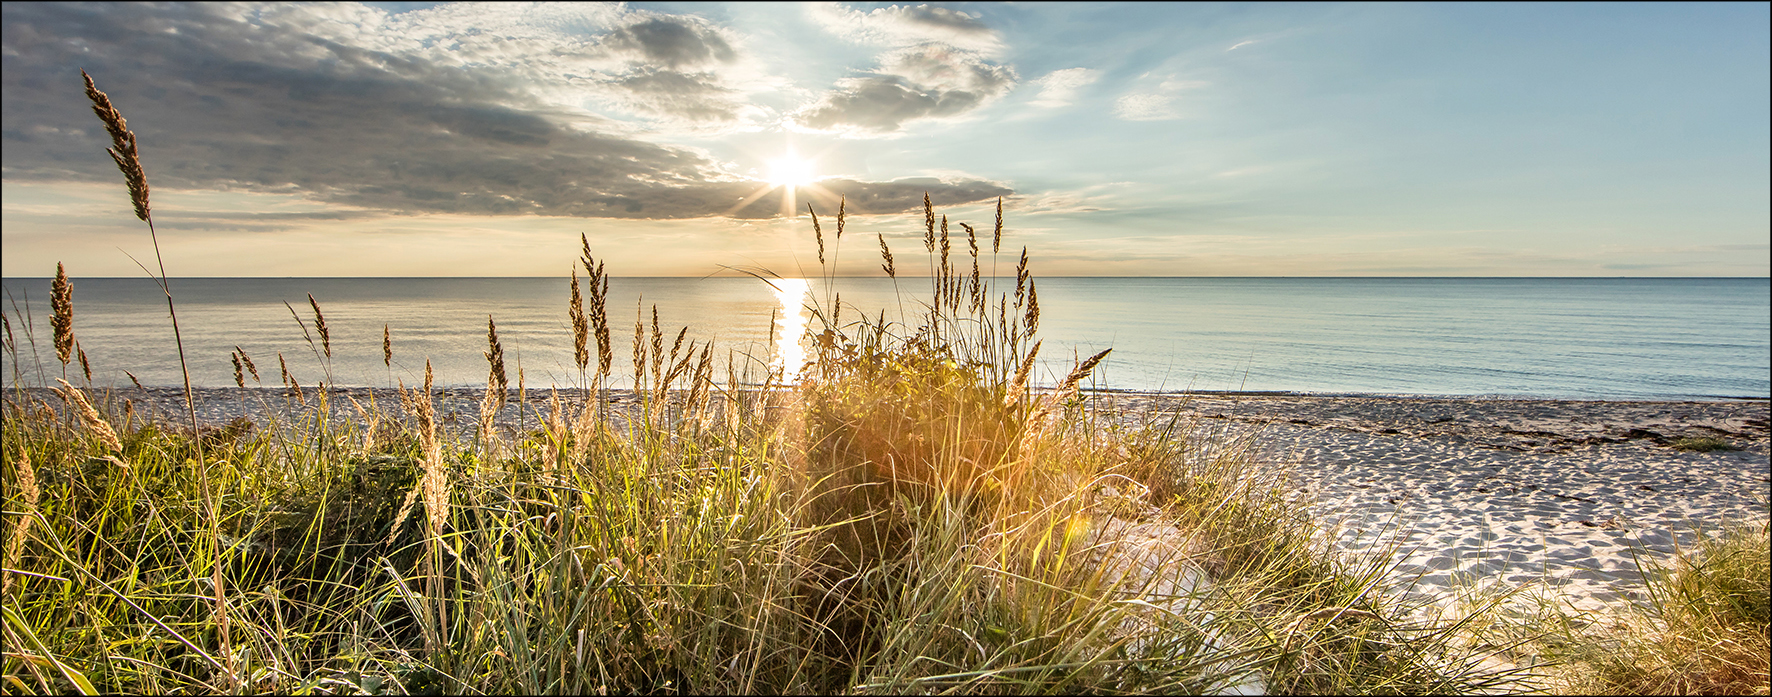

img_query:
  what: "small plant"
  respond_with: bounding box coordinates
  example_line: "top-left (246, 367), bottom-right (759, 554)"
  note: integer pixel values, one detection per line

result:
top-left (1511, 521), bottom-right (1772, 695)
top-left (1671, 436), bottom-right (1740, 452)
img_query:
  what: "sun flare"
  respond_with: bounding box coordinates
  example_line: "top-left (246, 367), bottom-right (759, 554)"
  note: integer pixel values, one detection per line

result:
top-left (765, 153), bottom-right (816, 188)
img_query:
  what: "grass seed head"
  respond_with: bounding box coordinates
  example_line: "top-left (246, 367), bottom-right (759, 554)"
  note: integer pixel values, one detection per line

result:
top-left (1060, 348), bottom-right (1111, 395)
top-left (993, 197), bottom-right (1003, 254)
top-left (633, 301), bottom-right (647, 394)
top-left (1012, 340), bottom-right (1042, 390)
top-left (82, 71), bottom-right (151, 222)
top-left (51, 263), bottom-right (73, 367)
top-left (923, 192), bottom-right (935, 252)
top-left (592, 266), bottom-right (612, 377)
top-left (308, 294), bottom-right (330, 359)
top-left (54, 378), bottom-right (122, 453)
top-left (649, 306), bottom-right (668, 394)
top-left (482, 316), bottom-right (508, 426)
top-left (235, 345), bottom-right (259, 382)
top-left (940, 215), bottom-right (951, 266)
top-left (810, 204), bottom-right (825, 266)
top-left (570, 269), bottom-right (589, 373)
top-left (878, 233), bottom-right (896, 278)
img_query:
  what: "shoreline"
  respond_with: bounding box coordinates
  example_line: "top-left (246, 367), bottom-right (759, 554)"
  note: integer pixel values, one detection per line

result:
top-left (1093, 387), bottom-right (1771, 402)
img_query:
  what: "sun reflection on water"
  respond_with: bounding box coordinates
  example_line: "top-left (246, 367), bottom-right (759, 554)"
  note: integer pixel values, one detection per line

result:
top-left (771, 278), bottom-right (810, 383)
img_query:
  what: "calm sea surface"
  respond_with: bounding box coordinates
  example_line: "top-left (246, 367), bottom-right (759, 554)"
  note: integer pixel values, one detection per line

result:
top-left (2, 277), bottom-right (1765, 399)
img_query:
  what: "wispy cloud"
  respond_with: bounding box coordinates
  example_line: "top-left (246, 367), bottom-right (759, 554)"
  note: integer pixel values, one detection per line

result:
top-left (1029, 68), bottom-right (1099, 109)
top-left (1112, 75), bottom-right (1208, 122)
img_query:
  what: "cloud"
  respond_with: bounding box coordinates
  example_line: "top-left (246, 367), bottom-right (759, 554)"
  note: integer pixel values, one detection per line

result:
top-left (807, 2), bottom-right (1001, 53)
top-left (1030, 68), bottom-right (1099, 108)
top-left (1112, 76), bottom-right (1207, 121)
top-left (792, 44), bottom-right (1017, 134)
top-left (604, 16), bottom-right (737, 69)
top-left (0, 2), bottom-right (1009, 219)
top-left (1112, 94), bottom-right (1178, 121)
top-left (793, 3), bottom-right (1016, 134)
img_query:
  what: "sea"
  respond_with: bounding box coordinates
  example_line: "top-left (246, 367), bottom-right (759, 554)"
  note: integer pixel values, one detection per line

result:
top-left (2, 277), bottom-right (1766, 400)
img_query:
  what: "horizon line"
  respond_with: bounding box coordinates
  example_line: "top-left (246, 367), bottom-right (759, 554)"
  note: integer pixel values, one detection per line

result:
top-left (3, 274), bottom-right (1768, 281)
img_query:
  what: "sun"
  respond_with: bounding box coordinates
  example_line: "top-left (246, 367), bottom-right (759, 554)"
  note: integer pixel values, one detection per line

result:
top-left (765, 152), bottom-right (816, 188)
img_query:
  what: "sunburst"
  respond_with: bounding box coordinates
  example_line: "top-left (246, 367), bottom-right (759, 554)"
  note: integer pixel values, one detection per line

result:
top-left (724, 146), bottom-right (845, 219)
top-left (765, 152), bottom-right (816, 188)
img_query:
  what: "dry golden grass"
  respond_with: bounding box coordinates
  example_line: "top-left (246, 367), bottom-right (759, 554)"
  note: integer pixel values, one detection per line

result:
top-left (1551, 523), bottom-right (1771, 695)
top-left (82, 70), bottom-right (150, 223)
top-left (50, 263), bottom-right (72, 370)
top-left (2, 450), bottom-right (38, 598)
top-left (50, 378), bottom-right (121, 454)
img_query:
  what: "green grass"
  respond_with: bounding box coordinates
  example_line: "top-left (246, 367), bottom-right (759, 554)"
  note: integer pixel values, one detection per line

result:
top-left (1671, 436), bottom-right (1741, 453)
top-left (1495, 521), bottom-right (1771, 695)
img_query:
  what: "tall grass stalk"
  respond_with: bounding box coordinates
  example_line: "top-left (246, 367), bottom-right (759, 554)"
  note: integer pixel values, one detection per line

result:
top-left (79, 69), bottom-right (235, 689)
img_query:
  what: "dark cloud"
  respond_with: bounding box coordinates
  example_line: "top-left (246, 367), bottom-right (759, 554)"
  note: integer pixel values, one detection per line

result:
top-left (1, 3), bottom-right (1011, 219)
top-left (605, 16), bottom-right (737, 69)
top-left (895, 5), bottom-right (992, 35)
top-left (793, 44), bottom-right (1016, 134)
top-left (612, 68), bottom-right (741, 122)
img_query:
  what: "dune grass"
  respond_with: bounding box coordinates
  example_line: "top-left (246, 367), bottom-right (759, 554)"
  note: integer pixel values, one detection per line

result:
top-left (1671, 436), bottom-right (1740, 453)
top-left (0, 196), bottom-right (1535, 693)
top-left (1488, 520), bottom-right (1771, 696)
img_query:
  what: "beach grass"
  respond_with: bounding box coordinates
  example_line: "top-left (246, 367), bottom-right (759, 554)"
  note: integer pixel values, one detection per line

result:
top-left (1495, 520), bottom-right (1771, 695)
top-left (0, 197), bottom-right (1539, 693)
top-left (1671, 436), bottom-right (1741, 453)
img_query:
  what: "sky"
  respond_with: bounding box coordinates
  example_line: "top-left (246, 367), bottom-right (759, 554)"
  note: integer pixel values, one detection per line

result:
top-left (2, 1), bottom-right (1767, 277)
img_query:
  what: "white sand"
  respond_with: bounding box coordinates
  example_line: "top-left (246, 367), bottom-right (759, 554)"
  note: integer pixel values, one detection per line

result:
top-left (1099, 393), bottom-right (1771, 618)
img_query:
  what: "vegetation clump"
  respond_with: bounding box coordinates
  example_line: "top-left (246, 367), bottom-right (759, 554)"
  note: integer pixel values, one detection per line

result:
top-left (1671, 436), bottom-right (1740, 453)
top-left (1509, 522), bottom-right (1771, 695)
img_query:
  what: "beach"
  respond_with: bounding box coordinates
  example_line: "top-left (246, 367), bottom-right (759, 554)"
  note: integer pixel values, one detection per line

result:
top-left (1100, 392), bottom-right (1771, 618)
top-left (26, 386), bottom-right (1771, 618)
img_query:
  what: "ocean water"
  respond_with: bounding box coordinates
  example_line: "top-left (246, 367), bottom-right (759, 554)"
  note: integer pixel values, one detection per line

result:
top-left (2, 276), bottom-right (1766, 399)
